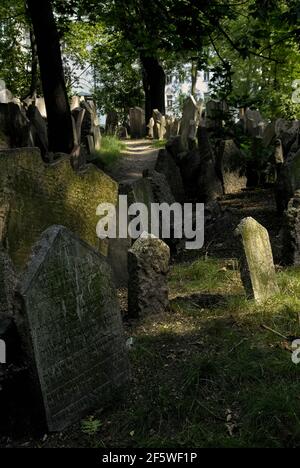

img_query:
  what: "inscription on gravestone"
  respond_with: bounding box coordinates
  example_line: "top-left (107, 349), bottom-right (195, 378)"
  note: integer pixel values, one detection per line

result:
top-left (15, 225), bottom-right (130, 432)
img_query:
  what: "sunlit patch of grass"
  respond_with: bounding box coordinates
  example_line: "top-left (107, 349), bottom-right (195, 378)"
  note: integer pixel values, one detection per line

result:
top-left (88, 136), bottom-right (126, 169)
top-left (169, 257), bottom-right (242, 297)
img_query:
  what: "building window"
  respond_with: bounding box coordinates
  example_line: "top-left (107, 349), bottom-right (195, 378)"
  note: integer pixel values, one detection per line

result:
top-left (204, 71), bottom-right (210, 82)
top-left (167, 95), bottom-right (173, 108)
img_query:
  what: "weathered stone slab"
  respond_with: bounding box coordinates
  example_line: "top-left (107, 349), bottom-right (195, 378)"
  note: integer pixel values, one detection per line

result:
top-left (205, 99), bottom-right (228, 133)
top-left (180, 96), bottom-right (202, 150)
top-left (275, 148), bottom-right (300, 213)
top-left (128, 233), bottom-right (170, 318)
top-left (27, 104), bottom-right (48, 157)
top-left (0, 148), bottom-right (118, 269)
top-left (15, 225), bottom-right (130, 432)
top-left (129, 107), bottom-right (145, 139)
top-left (0, 250), bottom-right (17, 319)
top-left (155, 149), bottom-right (185, 202)
top-left (282, 190), bottom-right (300, 266)
top-left (105, 111), bottom-right (118, 136)
top-left (0, 103), bottom-right (33, 148)
top-left (235, 217), bottom-right (279, 302)
top-left (197, 126), bottom-right (223, 202)
top-left (216, 140), bottom-right (247, 194)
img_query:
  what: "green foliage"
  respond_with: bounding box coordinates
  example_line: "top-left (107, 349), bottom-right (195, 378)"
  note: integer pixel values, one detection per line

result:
top-left (88, 136), bottom-right (125, 169)
top-left (208, 0), bottom-right (300, 119)
top-left (81, 416), bottom-right (102, 435)
top-left (0, 0), bottom-right (33, 96)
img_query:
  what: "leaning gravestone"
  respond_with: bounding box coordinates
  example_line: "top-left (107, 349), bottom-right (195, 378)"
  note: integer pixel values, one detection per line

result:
top-left (15, 225), bottom-right (130, 432)
top-left (128, 233), bottom-right (170, 318)
top-left (235, 217), bottom-right (279, 302)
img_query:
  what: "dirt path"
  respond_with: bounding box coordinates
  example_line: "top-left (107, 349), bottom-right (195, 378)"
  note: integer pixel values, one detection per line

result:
top-left (107, 139), bottom-right (159, 185)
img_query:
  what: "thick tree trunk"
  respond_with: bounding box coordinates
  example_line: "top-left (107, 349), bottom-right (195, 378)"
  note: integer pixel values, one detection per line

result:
top-left (27, 0), bottom-right (74, 154)
top-left (140, 55), bottom-right (166, 123)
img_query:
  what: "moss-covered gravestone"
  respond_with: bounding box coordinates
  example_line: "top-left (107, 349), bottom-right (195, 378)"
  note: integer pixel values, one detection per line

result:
top-left (235, 217), bottom-right (279, 302)
top-left (15, 225), bottom-right (130, 432)
top-left (0, 250), bottom-right (16, 319)
top-left (128, 233), bottom-right (170, 318)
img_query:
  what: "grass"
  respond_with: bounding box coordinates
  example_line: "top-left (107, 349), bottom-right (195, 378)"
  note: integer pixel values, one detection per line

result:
top-left (35, 258), bottom-right (300, 448)
top-left (88, 136), bottom-right (126, 169)
top-left (153, 139), bottom-right (167, 149)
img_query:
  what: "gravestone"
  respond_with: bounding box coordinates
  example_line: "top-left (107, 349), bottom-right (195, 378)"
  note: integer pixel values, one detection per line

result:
top-left (35, 98), bottom-right (47, 119)
top-left (216, 140), bottom-right (247, 194)
top-left (71, 96), bottom-right (81, 111)
top-left (180, 96), bottom-right (202, 150)
top-left (155, 149), bottom-right (185, 202)
top-left (128, 233), bottom-right (170, 318)
top-left (27, 104), bottom-right (48, 157)
top-left (105, 111), bottom-right (118, 136)
top-left (0, 103), bottom-right (33, 148)
top-left (205, 100), bottom-right (228, 133)
top-left (197, 126), bottom-right (223, 202)
top-left (143, 170), bottom-right (175, 205)
top-left (274, 139), bottom-right (284, 165)
top-left (129, 107), bottom-right (145, 139)
top-left (15, 225), bottom-right (130, 432)
top-left (147, 117), bottom-right (155, 139)
top-left (275, 148), bottom-right (300, 213)
top-left (80, 99), bottom-right (101, 154)
top-left (262, 121), bottom-right (276, 147)
top-left (0, 250), bottom-right (17, 319)
top-left (152, 110), bottom-right (165, 140)
top-left (282, 190), bottom-right (300, 266)
top-left (0, 148), bottom-right (118, 269)
top-left (235, 217), bottom-right (279, 302)
top-left (275, 119), bottom-right (300, 157)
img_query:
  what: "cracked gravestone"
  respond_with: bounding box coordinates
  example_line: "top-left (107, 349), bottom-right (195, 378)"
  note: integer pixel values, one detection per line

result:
top-left (15, 225), bottom-right (130, 432)
top-left (235, 217), bottom-right (279, 302)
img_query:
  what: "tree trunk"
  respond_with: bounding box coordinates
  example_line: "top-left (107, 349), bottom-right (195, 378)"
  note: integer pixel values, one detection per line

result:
top-left (29, 26), bottom-right (38, 98)
top-left (140, 55), bottom-right (166, 123)
top-left (26, 0), bottom-right (74, 154)
top-left (191, 61), bottom-right (197, 97)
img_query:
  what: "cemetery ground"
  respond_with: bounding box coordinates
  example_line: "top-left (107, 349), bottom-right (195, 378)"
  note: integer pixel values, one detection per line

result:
top-left (7, 189), bottom-right (300, 449)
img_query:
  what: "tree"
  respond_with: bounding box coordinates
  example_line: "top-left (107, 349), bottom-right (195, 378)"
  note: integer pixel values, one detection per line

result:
top-left (26, 0), bottom-right (74, 154)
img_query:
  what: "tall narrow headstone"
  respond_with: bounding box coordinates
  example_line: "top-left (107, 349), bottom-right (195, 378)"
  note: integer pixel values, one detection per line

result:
top-left (129, 107), bottom-right (145, 139)
top-left (128, 234), bottom-right (170, 318)
top-left (235, 217), bottom-right (279, 302)
top-left (180, 96), bottom-right (202, 150)
top-left (15, 225), bottom-right (130, 432)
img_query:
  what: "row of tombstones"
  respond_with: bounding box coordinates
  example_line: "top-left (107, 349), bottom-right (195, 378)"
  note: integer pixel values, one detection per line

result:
top-left (0, 211), bottom-right (278, 434)
top-left (0, 93), bottom-right (102, 170)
